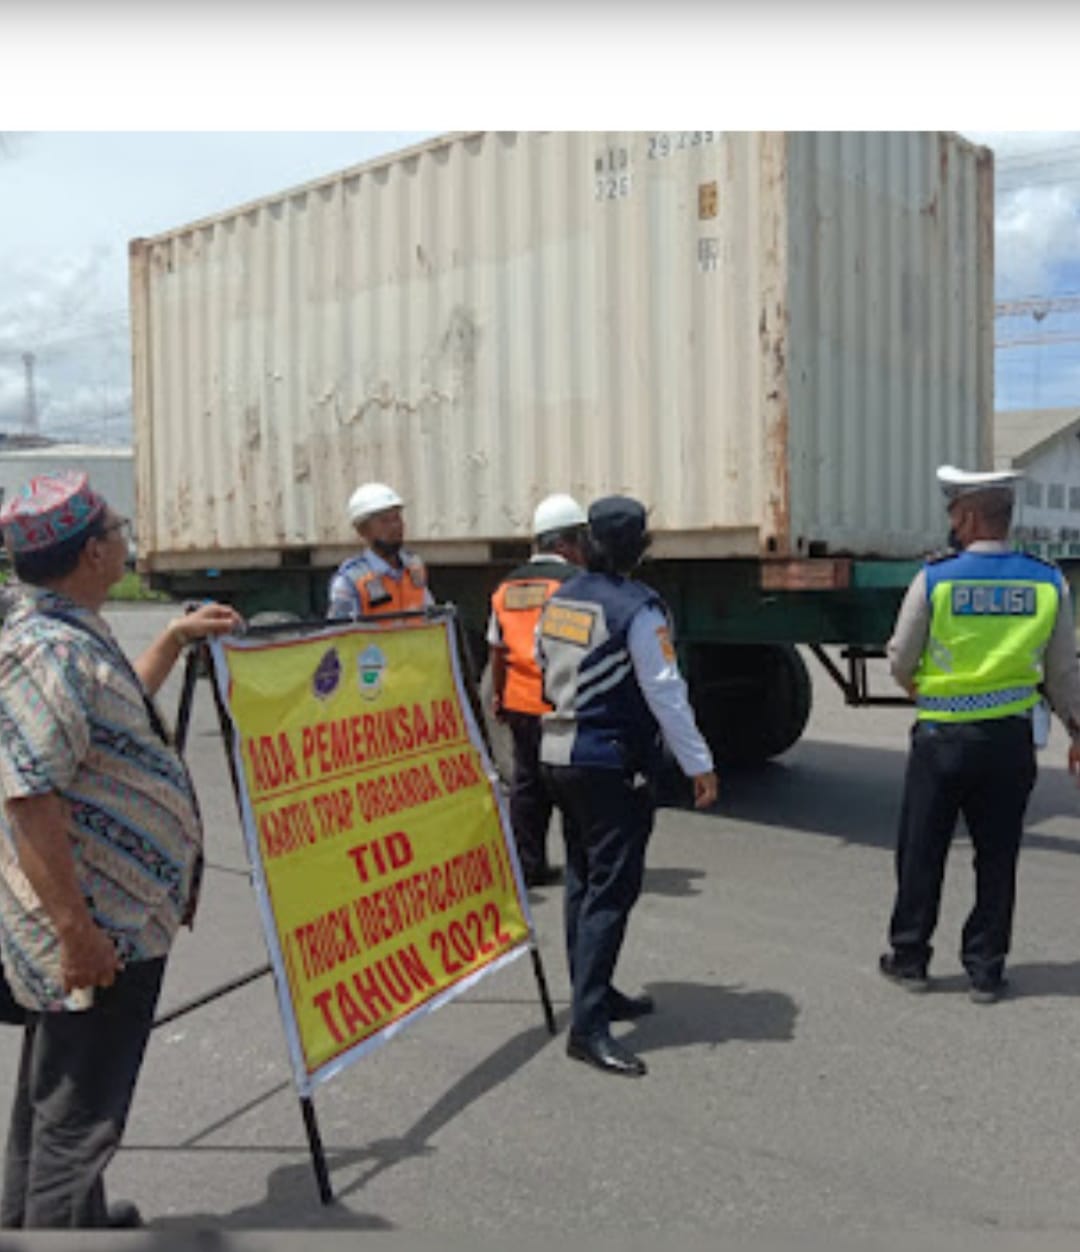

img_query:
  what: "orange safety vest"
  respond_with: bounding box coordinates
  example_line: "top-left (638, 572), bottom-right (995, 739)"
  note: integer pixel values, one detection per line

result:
top-left (491, 558), bottom-right (577, 716)
top-left (353, 552), bottom-right (428, 616)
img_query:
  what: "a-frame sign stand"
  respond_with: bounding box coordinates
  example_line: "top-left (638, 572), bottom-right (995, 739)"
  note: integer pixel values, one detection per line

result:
top-left (153, 608), bottom-right (556, 1205)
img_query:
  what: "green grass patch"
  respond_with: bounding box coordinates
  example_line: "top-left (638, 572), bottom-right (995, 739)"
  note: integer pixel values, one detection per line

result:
top-left (107, 571), bottom-right (171, 603)
top-left (0, 567), bottom-right (168, 602)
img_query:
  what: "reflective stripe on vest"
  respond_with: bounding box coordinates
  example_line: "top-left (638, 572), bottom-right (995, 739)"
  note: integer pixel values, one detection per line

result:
top-left (914, 550), bottom-right (1060, 723)
top-left (491, 574), bottom-right (566, 716)
top-left (538, 572), bottom-right (663, 772)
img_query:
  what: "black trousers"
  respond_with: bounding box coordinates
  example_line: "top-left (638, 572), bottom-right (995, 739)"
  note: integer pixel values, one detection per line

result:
top-left (505, 711), bottom-right (558, 878)
top-left (541, 765), bottom-right (654, 1036)
top-left (1, 957), bottom-right (166, 1229)
top-left (888, 718), bottom-right (1037, 984)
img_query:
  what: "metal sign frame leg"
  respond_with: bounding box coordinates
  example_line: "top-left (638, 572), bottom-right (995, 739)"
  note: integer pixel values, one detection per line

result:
top-left (164, 613), bottom-right (561, 1207)
top-left (188, 642), bottom-right (337, 1206)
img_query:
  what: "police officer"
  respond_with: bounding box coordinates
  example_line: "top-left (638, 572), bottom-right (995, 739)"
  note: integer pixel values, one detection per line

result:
top-left (487, 495), bottom-right (588, 888)
top-left (327, 482), bottom-right (433, 619)
top-left (881, 465), bottom-right (1080, 1004)
top-left (537, 496), bottom-right (718, 1077)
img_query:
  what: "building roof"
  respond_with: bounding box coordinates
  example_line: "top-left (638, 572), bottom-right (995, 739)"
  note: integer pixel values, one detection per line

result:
top-left (0, 443), bottom-right (132, 461)
top-left (994, 408), bottom-right (1080, 469)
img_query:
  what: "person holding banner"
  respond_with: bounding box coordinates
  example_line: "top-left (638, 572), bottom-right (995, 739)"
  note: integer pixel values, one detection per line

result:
top-left (0, 472), bottom-right (242, 1229)
top-left (327, 481), bottom-right (434, 619)
top-left (488, 493), bottom-right (588, 888)
top-left (538, 496), bottom-right (718, 1078)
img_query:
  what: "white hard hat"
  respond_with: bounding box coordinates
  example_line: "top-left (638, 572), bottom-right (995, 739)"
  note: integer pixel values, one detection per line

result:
top-left (532, 493), bottom-right (587, 537)
top-left (348, 481), bottom-right (404, 525)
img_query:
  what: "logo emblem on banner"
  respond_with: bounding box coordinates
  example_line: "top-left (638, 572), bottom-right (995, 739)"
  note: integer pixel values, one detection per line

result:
top-left (358, 645), bottom-right (387, 700)
top-left (313, 648), bottom-right (342, 700)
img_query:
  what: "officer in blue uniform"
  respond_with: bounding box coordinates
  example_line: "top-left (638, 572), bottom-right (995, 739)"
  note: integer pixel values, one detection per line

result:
top-left (881, 466), bottom-right (1080, 1003)
top-left (537, 496), bottom-right (718, 1076)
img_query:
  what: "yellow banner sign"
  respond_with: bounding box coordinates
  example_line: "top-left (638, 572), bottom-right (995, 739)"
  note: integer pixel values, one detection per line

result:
top-left (212, 616), bottom-right (532, 1094)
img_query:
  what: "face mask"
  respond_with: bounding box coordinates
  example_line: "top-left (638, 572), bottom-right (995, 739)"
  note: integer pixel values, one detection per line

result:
top-left (947, 527), bottom-right (961, 551)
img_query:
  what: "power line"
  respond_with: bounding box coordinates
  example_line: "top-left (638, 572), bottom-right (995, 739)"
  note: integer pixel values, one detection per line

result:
top-left (997, 333), bottom-right (1080, 350)
top-left (997, 169), bottom-right (1080, 192)
top-left (995, 142), bottom-right (1080, 169)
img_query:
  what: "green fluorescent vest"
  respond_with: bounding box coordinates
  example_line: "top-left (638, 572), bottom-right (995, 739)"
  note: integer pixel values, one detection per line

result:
top-left (915, 550), bottom-right (1061, 722)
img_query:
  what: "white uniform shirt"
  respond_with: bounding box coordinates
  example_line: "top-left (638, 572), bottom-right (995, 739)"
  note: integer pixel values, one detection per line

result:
top-left (627, 605), bottom-right (715, 777)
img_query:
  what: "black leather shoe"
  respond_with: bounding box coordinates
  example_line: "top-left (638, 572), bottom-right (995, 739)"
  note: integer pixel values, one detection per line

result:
top-left (524, 865), bottom-right (563, 888)
top-left (878, 953), bottom-right (929, 993)
top-left (969, 976), bottom-right (1008, 1005)
top-left (608, 989), bottom-right (655, 1020)
top-left (566, 1031), bottom-right (647, 1077)
top-left (106, 1201), bottom-right (144, 1229)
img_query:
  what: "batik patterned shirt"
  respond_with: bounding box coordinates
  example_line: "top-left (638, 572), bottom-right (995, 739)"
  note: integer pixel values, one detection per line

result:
top-left (0, 589), bottom-right (202, 1010)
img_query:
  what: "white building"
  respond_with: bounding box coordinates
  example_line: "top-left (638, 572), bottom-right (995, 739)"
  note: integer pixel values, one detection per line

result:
top-left (995, 408), bottom-right (1080, 560)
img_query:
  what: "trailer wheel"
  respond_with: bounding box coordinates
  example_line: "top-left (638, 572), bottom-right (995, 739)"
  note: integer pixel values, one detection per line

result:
top-left (688, 642), bottom-right (812, 767)
top-left (479, 663), bottom-right (515, 784)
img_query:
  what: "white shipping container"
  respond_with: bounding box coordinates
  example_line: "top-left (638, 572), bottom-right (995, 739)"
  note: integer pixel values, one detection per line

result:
top-left (130, 130), bottom-right (992, 572)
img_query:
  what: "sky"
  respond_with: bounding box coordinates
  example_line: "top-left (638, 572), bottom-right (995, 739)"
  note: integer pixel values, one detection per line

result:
top-left (3, 4), bottom-right (1080, 446)
top-left (0, 132), bottom-right (438, 444)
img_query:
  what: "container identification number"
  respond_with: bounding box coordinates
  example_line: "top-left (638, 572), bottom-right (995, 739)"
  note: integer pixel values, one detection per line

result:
top-left (595, 145), bottom-right (633, 202)
top-left (647, 132), bottom-right (718, 160)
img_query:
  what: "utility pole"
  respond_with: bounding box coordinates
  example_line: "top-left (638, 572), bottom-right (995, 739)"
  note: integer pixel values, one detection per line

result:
top-left (21, 352), bottom-right (38, 436)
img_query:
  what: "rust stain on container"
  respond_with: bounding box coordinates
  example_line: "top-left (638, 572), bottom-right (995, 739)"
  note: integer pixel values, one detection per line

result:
top-left (759, 134), bottom-right (791, 554)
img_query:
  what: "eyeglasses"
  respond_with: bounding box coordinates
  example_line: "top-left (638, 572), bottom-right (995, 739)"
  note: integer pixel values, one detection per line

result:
top-left (102, 517), bottom-right (134, 543)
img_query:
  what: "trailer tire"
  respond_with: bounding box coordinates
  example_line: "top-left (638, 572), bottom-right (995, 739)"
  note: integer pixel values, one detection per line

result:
top-left (689, 642), bottom-right (811, 767)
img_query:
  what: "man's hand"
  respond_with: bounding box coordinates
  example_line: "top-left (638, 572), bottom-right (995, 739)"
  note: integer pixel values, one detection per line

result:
top-left (170, 602), bottom-right (244, 648)
top-left (692, 771), bottom-right (718, 810)
top-left (58, 919), bottom-right (121, 993)
top-left (1069, 741), bottom-right (1080, 786)
top-left (139, 601), bottom-right (246, 694)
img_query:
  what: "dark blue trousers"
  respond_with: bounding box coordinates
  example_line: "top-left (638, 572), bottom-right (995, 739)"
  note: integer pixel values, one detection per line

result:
top-left (889, 717), bottom-right (1036, 984)
top-left (541, 765), bottom-right (654, 1036)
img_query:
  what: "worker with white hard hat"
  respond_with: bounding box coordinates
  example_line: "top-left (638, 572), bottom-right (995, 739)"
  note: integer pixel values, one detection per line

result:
top-left (880, 464), bottom-right (1080, 1005)
top-left (487, 494), bottom-right (589, 887)
top-left (327, 482), bottom-right (433, 619)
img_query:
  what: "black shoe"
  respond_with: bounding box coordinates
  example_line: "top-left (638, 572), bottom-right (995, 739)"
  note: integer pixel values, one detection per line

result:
top-left (106, 1201), bottom-right (144, 1229)
top-left (878, 953), bottom-right (929, 993)
top-left (523, 865), bottom-right (563, 888)
top-left (607, 989), bottom-right (655, 1021)
top-left (969, 976), bottom-right (1008, 1005)
top-left (566, 1031), bottom-right (647, 1077)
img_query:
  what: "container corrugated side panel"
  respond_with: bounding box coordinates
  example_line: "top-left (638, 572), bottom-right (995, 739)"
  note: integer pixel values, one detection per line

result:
top-left (785, 131), bottom-right (992, 558)
top-left (134, 131), bottom-right (779, 562)
top-left (373, 129), bottom-right (773, 546)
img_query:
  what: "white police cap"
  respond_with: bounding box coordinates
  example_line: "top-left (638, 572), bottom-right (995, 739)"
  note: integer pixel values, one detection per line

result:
top-left (936, 464), bottom-right (1023, 502)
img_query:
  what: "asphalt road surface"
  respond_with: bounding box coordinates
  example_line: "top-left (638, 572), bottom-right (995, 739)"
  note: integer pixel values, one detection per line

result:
top-left (3, 603), bottom-right (1080, 1241)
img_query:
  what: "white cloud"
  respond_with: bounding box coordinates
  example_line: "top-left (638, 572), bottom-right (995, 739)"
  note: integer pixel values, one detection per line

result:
top-left (0, 247), bottom-right (116, 350)
top-left (964, 131), bottom-right (1080, 299)
top-left (995, 185), bottom-right (1080, 296)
